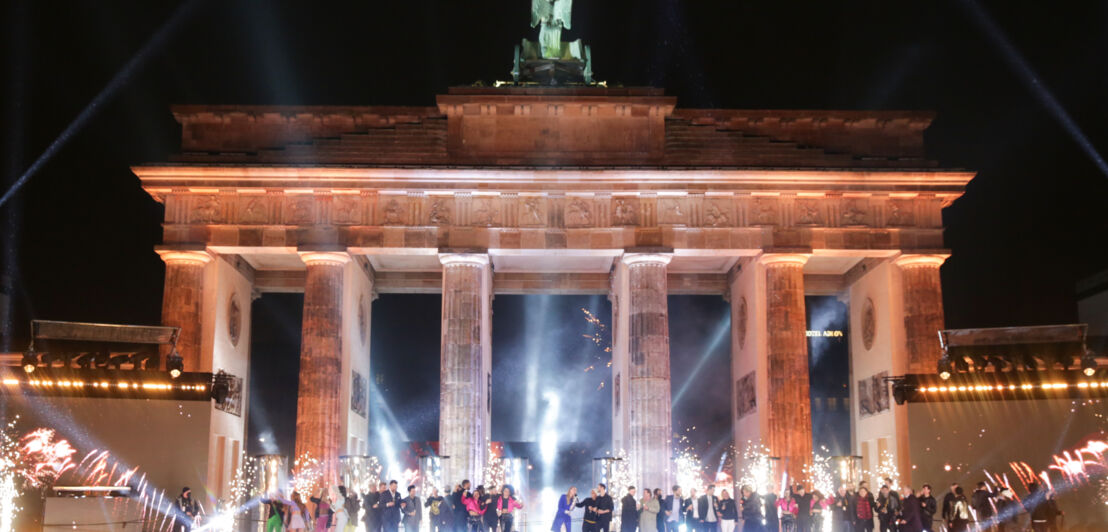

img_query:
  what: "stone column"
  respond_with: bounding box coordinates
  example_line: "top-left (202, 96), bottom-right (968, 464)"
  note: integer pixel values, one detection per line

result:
top-left (762, 253), bottom-right (813, 483)
top-left (294, 252), bottom-right (349, 486)
top-left (439, 253), bottom-right (492, 486)
top-left (624, 253), bottom-right (673, 490)
top-left (895, 255), bottom-right (947, 375)
top-left (158, 250), bottom-right (212, 372)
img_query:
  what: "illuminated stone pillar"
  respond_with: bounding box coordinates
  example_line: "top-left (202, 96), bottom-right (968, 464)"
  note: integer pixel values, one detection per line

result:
top-left (295, 252), bottom-right (349, 485)
top-left (158, 249), bottom-right (212, 372)
top-left (439, 253), bottom-right (492, 486)
top-left (613, 253), bottom-right (673, 490)
top-left (895, 254), bottom-right (947, 375)
top-left (762, 253), bottom-right (813, 483)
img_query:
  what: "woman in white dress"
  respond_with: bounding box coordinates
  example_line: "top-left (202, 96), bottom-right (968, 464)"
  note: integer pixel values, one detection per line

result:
top-left (332, 486), bottom-right (349, 532)
top-left (287, 491), bottom-right (310, 531)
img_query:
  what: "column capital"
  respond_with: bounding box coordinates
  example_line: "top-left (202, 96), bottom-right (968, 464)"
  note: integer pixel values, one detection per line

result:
top-left (759, 253), bottom-right (810, 267)
top-left (299, 251), bottom-right (351, 266)
top-left (621, 253), bottom-right (672, 266)
top-left (157, 249), bottom-right (213, 266)
top-left (894, 253), bottom-right (949, 268)
top-left (438, 253), bottom-right (490, 267)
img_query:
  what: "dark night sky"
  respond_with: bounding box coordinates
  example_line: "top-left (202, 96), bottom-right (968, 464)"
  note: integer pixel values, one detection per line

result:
top-left (4, 1), bottom-right (1108, 461)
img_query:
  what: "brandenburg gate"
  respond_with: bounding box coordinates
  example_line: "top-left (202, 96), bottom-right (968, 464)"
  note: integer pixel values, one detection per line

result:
top-left (136, 85), bottom-right (970, 490)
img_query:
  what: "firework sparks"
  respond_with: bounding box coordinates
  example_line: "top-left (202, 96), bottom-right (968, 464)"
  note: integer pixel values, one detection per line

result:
top-left (674, 450), bottom-right (704, 494)
top-left (292, 453), bottom-right (324, 494)
top-left (19, 428), bottom-right (76, 486)
top-left (0, 421), bottom-right (21, 532)
top-left (483, 443), bottom-right (507, 488)
top-left (737, 443), bottom-right (776, 496)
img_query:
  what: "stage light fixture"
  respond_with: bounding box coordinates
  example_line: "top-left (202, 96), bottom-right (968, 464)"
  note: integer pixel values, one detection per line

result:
top-left (1082, 351), bottom-right (1099, 377)
top-left (988, 356), bottom-right (1008, 372)
top-left (166, 349), bottom-right (184, 379)
top-left (211, 373), bottom-right (231, 405)
top-left (938, 355), bottom-right (953, 380)
top-left (892, 384), bottom-right (908, 405)
top-left (22, 349), bottom-right (37, 374)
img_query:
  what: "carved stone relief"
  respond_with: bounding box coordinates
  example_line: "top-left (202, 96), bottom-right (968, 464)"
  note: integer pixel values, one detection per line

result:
top-left (358, 294), bottom-right (369, 344)
top-left (383, 198), bottom-right (405, 225)
top-left (228, 293), bottom-right (242, 347)
top-left (473, 198), bottom-right (497, 226)
top-left (795, 198), bottom-right (823, 225)
top-left (333, 195), bottom-right (362, 225)
top-left (736, 295), bottom-right (748, 349)
top-left (191, 195), bottom-right (222, 224)
top-left (566, 198), bottom-right (593, 227)
top-left (521, 197), bottom-right (545, 226)
top-left (861, 297), bottom-right (876, 351)
top-left (287, 196), bottom-right (315, 225)
top-left (887, 200), bottom-right (915, 226)
top-left (704, 201), bottom-right (731, 227)
top-left (659, 198), bottom-right (685, 225)
top-left (613, 198), bottom-right (638, 226)
top-left (751, 197), bottom-right (779, 225)
top-left (238, 196), bottom-right (269, 224)
top-left (429, 198), bottom-right (452, 225)
top-left (841, 199), bottom-right (870, 226)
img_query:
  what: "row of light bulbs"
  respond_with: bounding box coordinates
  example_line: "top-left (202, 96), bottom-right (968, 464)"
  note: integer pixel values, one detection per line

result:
top-left (2, 378), bottom-right (207, 392)
top-left (919, 381), bottom-right (1108, 393)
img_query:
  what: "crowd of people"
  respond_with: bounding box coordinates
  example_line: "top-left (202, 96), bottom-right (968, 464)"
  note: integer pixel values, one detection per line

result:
top-left (173, 479), bottom-right (526, 532)
top-left (170, 476), bottom-right (1063, 532)
top-left (550, 478), bottom-right (1064, 532)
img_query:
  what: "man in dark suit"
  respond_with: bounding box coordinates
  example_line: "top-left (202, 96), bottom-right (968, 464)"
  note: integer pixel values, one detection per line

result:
top-left (402, 485), bottom-right (422, 532)
top-left (382, 480), bottom-right (403, 532)
top-left (453, 481), bottom-right (471, 532)
top-left (792, 484), bottom-right (812, 532)
top-left (365, 482), bottom-right (387, 532)
top-left (697, 485), bottom-right (720, 532)
top-left (897, 487), bottom-right (923, 532)
top-left (662, 485), bottom-right (684, 532)
top-left (621, 486), bottom-right (641, 532)
top-left (595, 484), bottom-right (615, 532)
top-left (683, 489), bottom-right (697, 526)
top-left (763, 487), bottom-right (779, 532)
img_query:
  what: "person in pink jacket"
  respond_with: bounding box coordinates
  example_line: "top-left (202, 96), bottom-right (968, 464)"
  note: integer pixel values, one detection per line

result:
top-left (498, 485), bottom-right (525, 532)
top-left (777, 491), bottom-right (798, 532)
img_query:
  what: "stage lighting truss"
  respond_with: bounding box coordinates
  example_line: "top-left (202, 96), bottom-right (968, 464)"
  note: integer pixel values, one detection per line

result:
top-left (17, 320), bottom-right (182, 375)
top-left (936, 324), bottom-right (1102, 380)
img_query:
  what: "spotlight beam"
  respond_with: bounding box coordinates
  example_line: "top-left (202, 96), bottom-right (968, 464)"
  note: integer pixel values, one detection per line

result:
top-left (958, 0), bottom-right (1108, 180)
top-left (0, 0), bottom-right (204, 210)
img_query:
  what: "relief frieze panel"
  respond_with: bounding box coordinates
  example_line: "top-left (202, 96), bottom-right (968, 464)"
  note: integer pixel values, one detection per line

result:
top-left (840, 198), bottom-right (870, 226)
top-left (612, 197), bottom-right (639, 226)
top-left (190, 195), bottom-right (225, 224)
top-left (285, 195), bottom-right (316, 225)
top-left (565, 197), bottom-right (594, 228)
top-left (332, 195), bottom-right (364, 225)
top-left (428, 197), bottom-right (452, 225)
top-left (658, 197), bottom-right (687, 225)
top-left (794, 198), bottom-right (824, 225)
top-left (750, 197), bottom-right (779, 226)
top-left (702, 199), bottom-right (733, 228)
top-left (471, 197), bottom-right (499, 227)
top-left (886, 199), bottom-right (916, 227)
top-left (237, 195), bottom-right (271, 225)
top-left (381, 197), bottom-right (407, 225)
top-left (519, 196), bottom-right (546, 227)
top-left (167, 190), bottom-right (945, 241)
